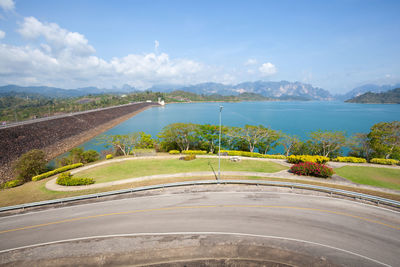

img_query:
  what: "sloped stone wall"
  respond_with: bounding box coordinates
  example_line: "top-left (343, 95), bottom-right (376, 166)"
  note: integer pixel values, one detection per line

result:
top-left (0, 102), bottom-right (157, 182)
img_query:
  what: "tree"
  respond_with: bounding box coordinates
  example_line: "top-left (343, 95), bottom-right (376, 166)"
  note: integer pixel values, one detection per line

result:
top-left (136, 132), bottom-right (156, 149)
top-left (197, 124), bottom-right (221, 153)
top-left (255, 129), bottom-right (281, 154)
top-left (308, 130), bottom-right (346, 157)
top-left (348, 133), bottom-right (373, 160)
top-left (227, 125), bottom-right (274, 153)
top-left (13, 149), bottom-right (47, 182)
top-left (158, 123), bottom-right (197, 151)
top-left (280, 134), bottom-right (301, 156)
top-left (98, 133), bottom-right (142, 156)
top-left (82, 150), bottom-right (100, 163)
top-left (368, 121), bottom-right (400, 159)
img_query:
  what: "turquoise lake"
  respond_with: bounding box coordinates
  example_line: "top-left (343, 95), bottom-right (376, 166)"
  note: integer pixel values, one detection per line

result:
top-left (79, 101), bottom-right (400, 153)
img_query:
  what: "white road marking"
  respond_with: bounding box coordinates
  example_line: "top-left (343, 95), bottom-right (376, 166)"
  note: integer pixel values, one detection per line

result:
top-left (0, 232), bottom-right (391, 266)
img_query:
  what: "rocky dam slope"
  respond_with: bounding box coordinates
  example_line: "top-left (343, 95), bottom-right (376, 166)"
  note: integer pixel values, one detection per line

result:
top-left (0, 102), bottom-right (158, 182)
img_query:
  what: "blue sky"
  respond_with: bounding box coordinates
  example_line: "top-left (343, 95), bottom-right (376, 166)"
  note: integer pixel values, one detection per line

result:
top-left (0, 0), bottom-right (399, 93)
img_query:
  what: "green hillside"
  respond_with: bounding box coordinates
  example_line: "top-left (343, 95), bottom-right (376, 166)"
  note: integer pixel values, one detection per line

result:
top-left (345, 88), bottom-right (400, 104)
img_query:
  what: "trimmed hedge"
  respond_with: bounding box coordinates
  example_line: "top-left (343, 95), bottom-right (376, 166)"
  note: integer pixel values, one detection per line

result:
top-left (220, 150), bottom-right (286, 159)
top-left (32, 163), bottom-right (84, 181)
top-left (183, 154), bottom-right (196, 161)
top-left (287, 155), bottom-right (329, 164)
top-left (332, 157), bottom-right (367, 163)
top-left (182, 150), bottom-right (207, 155)
top-left (56, 172), bottom-right (95, 186)
top-left (370, 158), bottom-right (399, 165)
top-left (168, 150), bottom-right (180, 154)
top-left (290, 162), bottom-right (334, 178)
top-left (2, 179), bottom-right (23, 189)
top-left (106, 154), bottom-right (113, 159)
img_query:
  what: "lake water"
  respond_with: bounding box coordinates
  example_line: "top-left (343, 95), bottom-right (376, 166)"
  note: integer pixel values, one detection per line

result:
top-left (78, 101), bottom-right (400, 153)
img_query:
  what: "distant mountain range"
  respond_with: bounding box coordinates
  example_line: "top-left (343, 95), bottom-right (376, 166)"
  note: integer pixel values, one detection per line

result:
top-left (1, 81), bottom-right (400, 102)
top-left (150, 81), bottom-right (333, 101)
top-left (345, 88), bottom-right (400, 104)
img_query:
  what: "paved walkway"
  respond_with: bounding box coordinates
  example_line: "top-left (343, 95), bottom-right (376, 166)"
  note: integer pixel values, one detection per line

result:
top-left (45, 155), bottom-right (400, 194)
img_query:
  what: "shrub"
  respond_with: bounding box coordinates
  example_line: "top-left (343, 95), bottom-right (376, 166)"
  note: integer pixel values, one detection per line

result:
top-left (82, 150), bottom-right (100, 163)
top-left (262, 154), bottom-right (287, 159)
top-left (13, 149), bottom-right (47, 182)
top-left (183, 154), bottom-right (196, 161)
top-left (169, 150), bottom-right (180, 154)
top-left (290, 162), bottom-right (334, 178)
top-left (332, 157), bottom-right (367, 163)
top-left (106, 154), bottom-right (113, 159)
top-left (56, 172), bottom-right (95, 186)
top-left (32, 163), bottom-right (84, 181)
top-left (370, 158), bottom-right (399, 165)
top-left (287, 155), bottom-right (329, 164)
top-left (182, 150), bottom-right (207, 155)
top-left (219, 150), bottom-right (286, 159)
top-left (2, 179), bottom-right (23, 189)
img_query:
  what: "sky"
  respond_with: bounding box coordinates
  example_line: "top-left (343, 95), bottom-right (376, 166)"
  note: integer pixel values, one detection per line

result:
top-left (0, 0), bottom-right (399, 94)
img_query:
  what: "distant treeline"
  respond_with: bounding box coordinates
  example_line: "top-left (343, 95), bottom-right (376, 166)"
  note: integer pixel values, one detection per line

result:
top-left (0, 90), bottom-right (272, 122)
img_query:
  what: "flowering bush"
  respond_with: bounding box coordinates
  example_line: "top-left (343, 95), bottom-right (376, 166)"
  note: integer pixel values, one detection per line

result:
top-left (287, 155), bottom-right (329, 164)
top-left (168, 150), bottom-right (180, 154)
top-left (332, 157), bottom-right (367, 163)
top-left (32, 163), bottom-right (84, 181)
top-left (290, 162), bottom-right (334, 178)
top-left (56, 172), bottom-right (95, 186)
top-left (219, 150), bottom-right (286, 159)
top-left (370, 158), bottom-right (399, 165)
top-left (106, 154), bottom-right (113, 159)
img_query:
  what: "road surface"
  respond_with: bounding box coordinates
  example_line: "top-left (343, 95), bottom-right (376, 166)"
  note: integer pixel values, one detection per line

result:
top-left (0, 188), bottom-right (399, 266)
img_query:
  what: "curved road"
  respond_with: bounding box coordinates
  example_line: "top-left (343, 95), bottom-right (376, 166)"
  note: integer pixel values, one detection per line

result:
top-left (0, 188), bottom-right (399, 266)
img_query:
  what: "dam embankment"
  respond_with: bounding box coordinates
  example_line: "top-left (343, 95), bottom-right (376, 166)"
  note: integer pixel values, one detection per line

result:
top-left (0, 102), bottom-right (158, 182)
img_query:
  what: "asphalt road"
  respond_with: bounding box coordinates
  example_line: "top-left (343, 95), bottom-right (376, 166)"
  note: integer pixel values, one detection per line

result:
top-left (0, 189), bottom-right (399, 266)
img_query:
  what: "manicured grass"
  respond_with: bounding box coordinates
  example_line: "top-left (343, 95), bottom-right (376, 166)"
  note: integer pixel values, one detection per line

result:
top-left (75, 158), bottom-right (288, 183)
top-left (1, 173), bottom-right (400, 207)
top-left (335, 166), bottom-right (400, 190)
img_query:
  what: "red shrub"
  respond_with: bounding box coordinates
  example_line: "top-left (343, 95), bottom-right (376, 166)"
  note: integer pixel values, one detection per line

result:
top-left (290, 161), bottom-right (334, 178)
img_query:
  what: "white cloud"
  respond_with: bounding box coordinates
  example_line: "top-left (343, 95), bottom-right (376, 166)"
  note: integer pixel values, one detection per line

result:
top-left (259, 62), bottom-right (277, 76)
top-left (18, 17), bottom-right (95, 56)
top-left (0, 0), bottom-right (14, 11)
top-left (0, 30), bottom-right (5, 39)
top-left (0, 17), bottom-right (220, 89)
top-left (245, 58), bottom-right (257, 65)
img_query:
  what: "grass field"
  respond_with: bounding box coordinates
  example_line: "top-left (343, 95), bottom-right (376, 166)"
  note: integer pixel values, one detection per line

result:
top-left (75, 158), bottom-right (288, 183)
top-left (335, 166), bottom-right (400, 190)
top-left (1, 158), bottom-right (400, 207)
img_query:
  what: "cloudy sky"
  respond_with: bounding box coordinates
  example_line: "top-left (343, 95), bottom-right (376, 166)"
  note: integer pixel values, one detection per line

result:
top-left (0, 0), bottom-right (399, 93)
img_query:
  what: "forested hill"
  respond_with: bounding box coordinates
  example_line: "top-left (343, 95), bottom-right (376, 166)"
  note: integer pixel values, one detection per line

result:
top-left (345, 88), bottom-right (400, 104)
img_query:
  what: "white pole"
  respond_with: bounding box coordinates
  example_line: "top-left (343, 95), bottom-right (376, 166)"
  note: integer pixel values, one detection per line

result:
top-left (218, 105), bottom-right (223, 182)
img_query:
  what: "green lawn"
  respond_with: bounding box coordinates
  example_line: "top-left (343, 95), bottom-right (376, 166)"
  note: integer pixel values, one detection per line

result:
top-left (76, 158), bottom-right (288, 183)
top-left (335, 166), bottom-right (400, 190)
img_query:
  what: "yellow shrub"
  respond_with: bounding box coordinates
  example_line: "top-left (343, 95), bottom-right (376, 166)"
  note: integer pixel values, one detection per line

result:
top-left (370, 158), bottom-right (399, 165)
top-left (332, 157), bottom-right (367, 163)
top-left (287, 155), bottom-right (329, 164)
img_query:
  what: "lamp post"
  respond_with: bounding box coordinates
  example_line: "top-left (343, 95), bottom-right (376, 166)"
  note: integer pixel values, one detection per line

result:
top-left (218, 105), bottom-right (223, 182)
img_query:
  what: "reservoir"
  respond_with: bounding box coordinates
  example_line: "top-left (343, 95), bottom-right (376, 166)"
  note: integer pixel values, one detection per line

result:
top-left (78, 101), bottom-right (400, 152)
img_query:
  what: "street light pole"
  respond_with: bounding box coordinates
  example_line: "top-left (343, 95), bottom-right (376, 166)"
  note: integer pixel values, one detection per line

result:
top-left (218, 105), bottom-right (223, 182)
